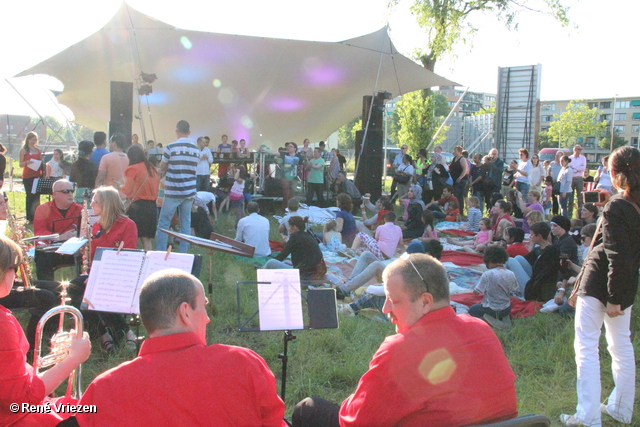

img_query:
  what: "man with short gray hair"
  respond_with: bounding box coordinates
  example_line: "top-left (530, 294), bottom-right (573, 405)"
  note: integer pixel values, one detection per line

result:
top-left (293, 254), bottom-right (517, 427)
top-left (76, 270), bottom-right (286, 426)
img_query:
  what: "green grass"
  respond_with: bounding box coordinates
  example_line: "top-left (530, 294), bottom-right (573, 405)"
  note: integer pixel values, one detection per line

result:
top-left (7, 190), bottom-right (639, 426)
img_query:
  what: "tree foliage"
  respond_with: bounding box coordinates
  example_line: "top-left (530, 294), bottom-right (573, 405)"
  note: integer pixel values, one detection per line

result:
top-left (599, 131), bottom-right (628, 151)
top-left (543, 100), bottom-right (606, 148)
top-left (394, 90), bottom-right (448, 154)
top-left (473, 101), bottom-right (496, 116)
top-left (337, 117), bottom-right (361, 149)
top-left (389, 0), bottom-right (570, 72)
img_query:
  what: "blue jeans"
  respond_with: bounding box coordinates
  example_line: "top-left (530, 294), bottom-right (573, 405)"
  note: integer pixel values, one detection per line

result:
top-left (506, 256), bottom-right (531, 298)
top-left (468, 303), bottom-right (511, 320)
top-left (515, 181), bottom-right (529, 196)
top-left (155, 196), bottom-right (194, 253)
top-left (263, 259), bottom-right (292, 270)
top-left (559, 193), bottom-right (569, 218)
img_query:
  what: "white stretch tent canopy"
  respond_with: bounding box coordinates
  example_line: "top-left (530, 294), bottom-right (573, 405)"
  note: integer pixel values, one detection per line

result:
top-left (18, 3), bottom-right (454, 148)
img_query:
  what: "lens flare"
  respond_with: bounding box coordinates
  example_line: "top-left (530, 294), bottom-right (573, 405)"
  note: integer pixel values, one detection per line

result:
top-left (180, 36), bottom-right (192, 50)
top-left (419, 348), bottom-right (456, 385)
top-left (241, 116), bottom-right (253, 129)
top-left (212, 79), bottom-right (221, 88)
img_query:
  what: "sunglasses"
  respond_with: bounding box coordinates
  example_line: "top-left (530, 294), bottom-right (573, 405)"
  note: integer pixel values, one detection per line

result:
top-left (56, 189), bottom-right (74, 194)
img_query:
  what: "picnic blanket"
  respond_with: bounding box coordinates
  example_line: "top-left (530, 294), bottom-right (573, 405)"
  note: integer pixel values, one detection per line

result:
top-left (450, 293), bottom-right (541, 318)
top-left (440, 229), bottom-right (476, 237)
top-left (274, 205), bottom-right (339, 225)
top-left (435, 221), bottom-right (466, 230)
top-left (440, 250), bottom-right (484, 267)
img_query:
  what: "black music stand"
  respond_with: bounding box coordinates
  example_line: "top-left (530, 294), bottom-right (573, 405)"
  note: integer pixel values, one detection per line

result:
top-left (34, 177), bottom-right (60, 195)
top-left (236, 277), bottom-right (338, 401)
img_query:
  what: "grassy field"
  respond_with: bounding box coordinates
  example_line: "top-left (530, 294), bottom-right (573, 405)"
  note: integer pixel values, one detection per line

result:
top-left (7, 190), bottom-right (639, 426)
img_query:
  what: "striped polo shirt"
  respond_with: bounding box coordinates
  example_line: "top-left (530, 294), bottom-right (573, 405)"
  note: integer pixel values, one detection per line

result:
top-left (163, 137), bottom-right (199, 198)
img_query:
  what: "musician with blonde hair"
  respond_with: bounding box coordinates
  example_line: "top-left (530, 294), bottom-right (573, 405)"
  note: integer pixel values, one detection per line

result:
top-left (0, 234), bottom-right (91, 426)
top-left (74, 270), bottom-right (286, 426)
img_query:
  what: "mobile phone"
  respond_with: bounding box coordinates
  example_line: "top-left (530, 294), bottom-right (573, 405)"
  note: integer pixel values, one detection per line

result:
top-left (583, 191), bottom-right (605, 204)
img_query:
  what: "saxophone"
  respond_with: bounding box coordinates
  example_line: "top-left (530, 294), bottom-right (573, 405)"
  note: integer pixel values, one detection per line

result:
top-left (5, 193), bottom-right (34, 289)
top-left (80, 189), bottom-right (92, 275)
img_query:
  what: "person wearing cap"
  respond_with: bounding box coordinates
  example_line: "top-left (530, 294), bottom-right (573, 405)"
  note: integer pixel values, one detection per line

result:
top-left (550, 215), bottom-right (578, 265)
top-left (569, 144), bottom-right (587, 214)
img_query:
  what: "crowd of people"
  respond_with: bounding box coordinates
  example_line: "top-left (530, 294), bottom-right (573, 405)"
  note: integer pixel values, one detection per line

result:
top-left (0, 125), bottom-right (638, 426)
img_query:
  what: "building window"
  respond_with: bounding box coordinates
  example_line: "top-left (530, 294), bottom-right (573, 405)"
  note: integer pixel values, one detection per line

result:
top-left (587, 102), bottom-right (598, 109)
top-left (584, 137), bottom-right (595, 148)
top-left (615, 101), bottom-right (630, 109)
top-left (632, 124), bottom-right (640, 134)
top-left (600, 101), bottom-right (612, 109)
top-left (632, 137), bottom-right (638, 148)
top-left (541, 104), bottom-right (556, 111)
top-left (541, 115), bottom-right (552, 122)
top-left (613, 125), bottom-right (626, 133)
top-left (600, 114), bottom-right (611, 123)
top-left (614, 113), bottom-right (627, 121)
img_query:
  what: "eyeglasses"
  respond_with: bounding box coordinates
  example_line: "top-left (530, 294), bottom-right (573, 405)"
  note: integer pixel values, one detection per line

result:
top-left (55, 189), bottom-right (74, 194)
top-left (400, 253), bottom-right (430, 294)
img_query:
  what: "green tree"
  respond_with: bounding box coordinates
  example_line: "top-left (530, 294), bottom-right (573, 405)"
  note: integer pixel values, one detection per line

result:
top-left (599, 131), bottom-right (628, 151)
top-left (432, 92), bottom-right (451, 117)
top-left (389, 0), bottom-right (569, 74)
top-left (394, 90), bottom-right (448, 154)
top-left (337, 117), bottom-right (361, 149)
top-left (473, 101), bottom-right (496, 116)
top-left (543, 100), bottom-right (606, 148)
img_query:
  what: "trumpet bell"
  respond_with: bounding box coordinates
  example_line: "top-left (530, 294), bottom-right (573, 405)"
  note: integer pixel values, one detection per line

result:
top-left (33, 304), bottom-right (84, 399)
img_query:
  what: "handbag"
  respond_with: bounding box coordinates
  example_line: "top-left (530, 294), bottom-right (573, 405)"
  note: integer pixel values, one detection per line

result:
top-left (394, 172), bottom-right (410, 184)
top-left (124, 173), bottom-right (149, 213)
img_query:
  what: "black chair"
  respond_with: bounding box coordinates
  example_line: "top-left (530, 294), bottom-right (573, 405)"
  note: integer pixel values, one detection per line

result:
top-left (466, 414), bottom-right (551, 427)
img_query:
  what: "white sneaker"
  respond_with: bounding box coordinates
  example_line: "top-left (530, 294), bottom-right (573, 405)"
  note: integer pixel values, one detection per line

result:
top-left (338, 304), bottom-right (356, 317)
top-left (559, 414), bottom-right (580, 427)
top-left (125, 330), bottom-right (137, 352)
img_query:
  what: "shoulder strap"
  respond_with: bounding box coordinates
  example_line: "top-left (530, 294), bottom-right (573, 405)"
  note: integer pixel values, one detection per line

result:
top-left (568, 214), bottom-right (603, 305)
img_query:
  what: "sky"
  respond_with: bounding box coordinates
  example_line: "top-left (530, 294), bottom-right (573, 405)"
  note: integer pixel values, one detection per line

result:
top-left (1, 0), bottom-right (638, 106)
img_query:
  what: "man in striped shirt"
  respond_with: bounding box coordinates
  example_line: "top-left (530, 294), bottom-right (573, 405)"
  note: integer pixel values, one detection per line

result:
top-left (155, 120), bottom-right (200, 252)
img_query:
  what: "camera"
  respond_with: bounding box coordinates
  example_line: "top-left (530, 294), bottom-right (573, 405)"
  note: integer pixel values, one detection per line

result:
top-left (583, 191), bottom-right (605, 204)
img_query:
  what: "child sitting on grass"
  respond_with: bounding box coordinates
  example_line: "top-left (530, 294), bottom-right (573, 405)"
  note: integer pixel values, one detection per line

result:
top-left (447, 218), bottom-right (492, 253)
top-left (320, 219), bottom-right (345, 252)
top-left (503, 226), bottom-right (529, 257)
top-left (444, 199), bottom-right (461, 222)
top-left (469, 246), bottom-right (519, 328)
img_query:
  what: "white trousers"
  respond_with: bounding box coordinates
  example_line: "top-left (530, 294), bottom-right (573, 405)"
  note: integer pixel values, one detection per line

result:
top-left (573, 296), bottom-right (635, 426)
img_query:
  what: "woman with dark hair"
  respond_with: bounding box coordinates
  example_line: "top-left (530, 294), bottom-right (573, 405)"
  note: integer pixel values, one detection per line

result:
top-left (561, 146), bottom-right (640, 427)
top-left (280, 142), bottom-right (301, 210)
top-left (393, 154), bottom-right (414, 201)
top-left (594, 155), bottom-right (613, 194)
top-left (579, 203), bottom-right (598, 225)
top-left (19, 131), bottom-right (42, 221)
top-left (557, 155), bottom-right (573, 218)
top-left (122, 145), bottom-right (159, 251)
top-left (70, 140), bottom-right (98, 203)
top-left (335, 193), bottom-right (357, 246)
top-left (263, 216), bottom-right (326, 282)
top-left (450, 146), bottom-right (469, 213)
top-left (46, 148), bottom-right (65, 179)
top-left (0, 143), bottom-right (6, 189)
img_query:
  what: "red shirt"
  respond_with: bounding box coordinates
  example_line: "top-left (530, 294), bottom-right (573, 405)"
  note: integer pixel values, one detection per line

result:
top-left (22, 150), bottom-right (42, 179)
top-left (122, 162), bottom-right (160, 202)
top-left (77, 332), bottom-right (286, 427)
top-left (34, 201), bottom-right (84, 239)
top-left (0, 305), bottom-right (76, 426)
top-left (507, 242), bottom-right (529, 257)
top-left (91, 216), bottom-right (138, 260)
top-left (339, 307), bottom-right (517, 427)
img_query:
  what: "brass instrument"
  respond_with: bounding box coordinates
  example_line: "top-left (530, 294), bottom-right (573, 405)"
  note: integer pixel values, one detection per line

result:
top-left (33, 281), bottom-right (84, 399)
top-left (80, 189), bottom-right (92, 274)
top-left (5, 192), bottom-right (34, 289)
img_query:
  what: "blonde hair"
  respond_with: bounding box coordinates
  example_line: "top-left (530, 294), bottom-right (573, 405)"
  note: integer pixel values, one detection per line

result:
top-left (0, 234), bottom-right (23, 280)
top-left (94, 186), bottom-right (127, 230)
top-left (467, 196), bottom-right (479, 208)
top-left (526, 210), bottom-right (543, 224)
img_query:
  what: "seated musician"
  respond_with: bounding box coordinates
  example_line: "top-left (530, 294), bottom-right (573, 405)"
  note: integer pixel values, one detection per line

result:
top-left (33, 179), bottom-right (83, 281)
top-left (72, 269), bottom-right (286, 426)
top-left (0, 234), bottom-right (91, 427)
top-left (293, 253), bottom-right (518, 427)
top-left (69, 186), bottom-right (138, 354)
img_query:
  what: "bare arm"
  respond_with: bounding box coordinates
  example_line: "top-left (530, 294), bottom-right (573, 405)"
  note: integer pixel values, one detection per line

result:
top-left (335, 217), bottom-right (344, 232)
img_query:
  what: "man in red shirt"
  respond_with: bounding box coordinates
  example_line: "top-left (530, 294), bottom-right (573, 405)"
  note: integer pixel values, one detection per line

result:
top-left (425, 185), bottom-right (459, 219)
top-left (75, 270), bottom-right (286, 427)
top-left (293, 254), bottom-right (518, 427)
top-left (33, 179), bottom-right (83, 280)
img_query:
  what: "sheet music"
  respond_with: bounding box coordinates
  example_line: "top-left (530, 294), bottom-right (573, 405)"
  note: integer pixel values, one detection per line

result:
top-left (131, 251), bottom-right (195, 313)
top-left (55, 237), bottom-right (88, 255)
top-left (256, 269), bottom-right (304, 331)
top-left (84, 250), bottom-right (146, 313)
top-left (27, 159), bottom-right (42, 171)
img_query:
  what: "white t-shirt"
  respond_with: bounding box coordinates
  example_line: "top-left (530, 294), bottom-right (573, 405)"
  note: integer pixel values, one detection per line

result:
top-left (516, 160), bottom-right (532, 184)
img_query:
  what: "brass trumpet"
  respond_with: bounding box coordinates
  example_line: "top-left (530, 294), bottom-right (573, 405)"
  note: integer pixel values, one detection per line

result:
top-left (33, 281), bottom-right (84, 399)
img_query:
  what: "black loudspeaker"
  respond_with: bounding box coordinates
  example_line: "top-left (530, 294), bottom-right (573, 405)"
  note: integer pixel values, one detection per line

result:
top-left (110, 81), bottom-right (133, 121)
top-left (362, 96), bottom-right (383, 131)
top-left (108, 120), bottom-right (132, 143)
top-left (354, 130), bottom-right (383, 201)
